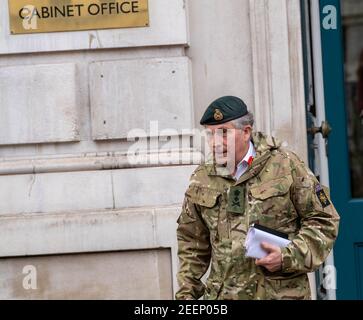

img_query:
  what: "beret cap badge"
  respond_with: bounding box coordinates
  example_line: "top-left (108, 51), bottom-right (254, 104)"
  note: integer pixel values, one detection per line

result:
top-left (214, 109), bottom-right (224, 121)
top-left (200, 96), bottom-right (248, 125)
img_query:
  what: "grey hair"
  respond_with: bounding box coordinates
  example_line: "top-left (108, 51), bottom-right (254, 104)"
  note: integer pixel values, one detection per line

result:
top-left (231, 112), bottom-right (254, 129)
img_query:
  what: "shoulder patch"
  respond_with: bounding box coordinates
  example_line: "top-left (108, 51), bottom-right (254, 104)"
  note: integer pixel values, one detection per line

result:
top-left (316, 184), bottom-right (331, 208)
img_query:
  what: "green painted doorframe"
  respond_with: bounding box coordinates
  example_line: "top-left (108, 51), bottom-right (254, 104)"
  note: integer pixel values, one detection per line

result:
top-left (302, 0), bottom-right (337, 300)
top-left (318, 0), bottom-right (363, 300)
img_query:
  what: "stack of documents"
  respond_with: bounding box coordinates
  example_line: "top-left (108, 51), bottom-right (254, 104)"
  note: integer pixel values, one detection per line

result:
top-left (244, 223), bottom-right (291, 259)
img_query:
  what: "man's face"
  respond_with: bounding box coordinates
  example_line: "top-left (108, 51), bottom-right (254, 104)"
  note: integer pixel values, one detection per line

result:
top-left (206, 121), bottom-right (252, 168)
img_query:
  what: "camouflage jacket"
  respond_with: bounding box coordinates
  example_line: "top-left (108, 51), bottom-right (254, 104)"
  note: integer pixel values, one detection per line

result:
top-left (176, 132), bottom-right (340, 300)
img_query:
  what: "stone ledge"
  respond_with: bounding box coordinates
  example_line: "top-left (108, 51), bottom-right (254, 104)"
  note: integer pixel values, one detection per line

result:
top-left (0, 149), bottom-right (203, 175)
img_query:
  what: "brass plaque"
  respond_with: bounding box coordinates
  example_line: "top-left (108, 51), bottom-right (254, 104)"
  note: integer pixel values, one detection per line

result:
top-left (8, 0), bottom-right (149, 34)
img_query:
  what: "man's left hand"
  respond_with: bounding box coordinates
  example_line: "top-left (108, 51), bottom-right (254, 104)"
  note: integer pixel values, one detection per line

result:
top-left (255, 242), bottom-right (282, 272)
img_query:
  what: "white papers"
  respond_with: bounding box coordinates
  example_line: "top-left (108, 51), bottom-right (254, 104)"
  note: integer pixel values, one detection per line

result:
top-left (244, 225), bottom-right (291, 259)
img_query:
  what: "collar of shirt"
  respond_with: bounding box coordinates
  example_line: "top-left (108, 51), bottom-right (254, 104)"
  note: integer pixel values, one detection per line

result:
top-left (233, 140), bottom-right (256, 180)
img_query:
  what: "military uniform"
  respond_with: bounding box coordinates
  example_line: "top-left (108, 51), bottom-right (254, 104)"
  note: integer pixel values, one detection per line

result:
top-left (176, 132), bottom-right (340, 300)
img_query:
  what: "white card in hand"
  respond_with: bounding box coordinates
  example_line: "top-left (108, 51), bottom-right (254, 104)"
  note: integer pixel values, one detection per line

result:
top-left (244, 224), bottom-right (291, 259)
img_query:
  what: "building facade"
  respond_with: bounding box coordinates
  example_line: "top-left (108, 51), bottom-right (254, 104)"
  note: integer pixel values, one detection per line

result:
top-left (0, 0), bottom-right (362, 299)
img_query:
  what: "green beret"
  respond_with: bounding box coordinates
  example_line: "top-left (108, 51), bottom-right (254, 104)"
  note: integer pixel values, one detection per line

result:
top-left (200, 96), bottom-right (248, 125)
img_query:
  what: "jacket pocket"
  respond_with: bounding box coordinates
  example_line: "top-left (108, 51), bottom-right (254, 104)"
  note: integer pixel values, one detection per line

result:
top-left (186, 185), bottom-right (222, 237)
top-left (249, 176), bottom-right (296, 231)
top-left (186, 185), bottom-right (221, 208)
top-left (250, 176), bottom-right (292, 200)
top-left (264, 273), bottom-right (311, 300)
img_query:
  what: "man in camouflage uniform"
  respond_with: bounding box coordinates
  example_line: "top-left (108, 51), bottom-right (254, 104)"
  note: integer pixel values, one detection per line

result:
top-left (176, 96), bottom-right (340, 300)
